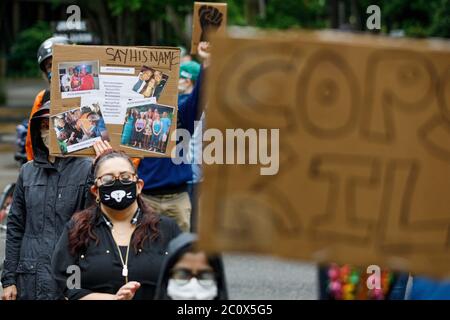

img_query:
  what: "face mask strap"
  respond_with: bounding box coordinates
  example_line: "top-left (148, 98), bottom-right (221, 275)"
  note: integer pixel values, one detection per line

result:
top-left (102, 214), bottom-right (114, 229)
top-left (101, 207), bottom-right (140, 228)
top-left (131, 207), bottom-right (141, 225)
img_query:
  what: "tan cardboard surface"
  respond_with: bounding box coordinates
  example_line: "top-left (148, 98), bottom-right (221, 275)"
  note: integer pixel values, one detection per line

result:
top-left (199, 30), bottom-right (450, 277)
top-left (191, 2), bottom-right (227, 55)
top-left (50, 44), bottom-right (180, 157)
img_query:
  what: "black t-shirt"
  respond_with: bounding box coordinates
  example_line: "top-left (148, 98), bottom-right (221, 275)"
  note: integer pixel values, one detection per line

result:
top-left (51, 208), bottom-right (181, 300)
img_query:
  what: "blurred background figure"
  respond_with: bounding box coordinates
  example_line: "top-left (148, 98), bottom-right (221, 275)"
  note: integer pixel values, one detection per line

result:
top-left (154, 233), bottom-right (228, 300)
top-left (178, 61), bottom-right (201, 107)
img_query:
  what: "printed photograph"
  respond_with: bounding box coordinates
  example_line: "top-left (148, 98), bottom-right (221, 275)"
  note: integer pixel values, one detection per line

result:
top-left (51, 102), bottom-right (109, 154)
top-left (120, 103), bottom-right (174, 154)
top-left (59, 60), bottom-right (100, 93)
top-left (131, 66), bottom-right (169, 101)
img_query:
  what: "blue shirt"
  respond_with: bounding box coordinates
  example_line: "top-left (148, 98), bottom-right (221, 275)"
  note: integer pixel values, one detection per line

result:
top-left (91, 118), bottom-right (107, 138)
top-left (161, 117), bottom-right (171, 134)
top-left (152, 120), bottom-right (161, 134)
top-left (138, 69), bottom-right (203, 192)
top-left (410, 277), bottom-right (450, 299)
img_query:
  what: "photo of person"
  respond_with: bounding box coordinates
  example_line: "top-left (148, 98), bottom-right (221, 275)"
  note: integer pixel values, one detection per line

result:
top-left (140, 77), bottom-right (157, 98)
top-left (132, 66), bottom-right (154, 93)
top-left (120, 103), bottom-right (174, 154)
top-left (132, 66), bottom-right (169, 101)
top-left (153, 70), bottom-right (168, 100)
top-left (58, 60), bottom-right (100, 94)
top-left (51, 103), bottom-right (109, 155)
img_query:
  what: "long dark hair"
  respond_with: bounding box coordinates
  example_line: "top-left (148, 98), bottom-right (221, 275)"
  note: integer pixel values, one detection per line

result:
top-left (68, 150), bottom-right (160, 256)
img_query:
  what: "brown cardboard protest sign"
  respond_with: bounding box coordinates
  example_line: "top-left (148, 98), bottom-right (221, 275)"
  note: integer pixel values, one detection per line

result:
top-left (50, 44), bottom-right (180, 157)
top-left (191, 2), bottom-right (227, 55)
top-left (198, 30), bottom-right (450, 277)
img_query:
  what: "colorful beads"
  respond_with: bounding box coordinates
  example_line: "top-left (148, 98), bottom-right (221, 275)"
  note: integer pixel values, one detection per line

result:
top-left (326, 264), bottom-right (394, 300)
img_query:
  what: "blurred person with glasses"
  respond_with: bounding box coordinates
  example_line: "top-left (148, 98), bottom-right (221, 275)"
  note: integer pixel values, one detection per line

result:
top-left (154, 233), bottom-right (228, 300)
top-left (51, 150), bottom-right (181, 300)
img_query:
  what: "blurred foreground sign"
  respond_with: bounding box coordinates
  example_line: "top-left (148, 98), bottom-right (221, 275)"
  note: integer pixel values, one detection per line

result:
top-left (199, 30), bottom-right (450, 277)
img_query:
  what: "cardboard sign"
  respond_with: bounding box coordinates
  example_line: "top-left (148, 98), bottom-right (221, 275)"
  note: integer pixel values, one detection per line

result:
top-left (191, 2), bottom-right (227, 55)
top-left (199, 30), bottom-right (450, 277)
top-left (50, 44), bottom-right (180, 157)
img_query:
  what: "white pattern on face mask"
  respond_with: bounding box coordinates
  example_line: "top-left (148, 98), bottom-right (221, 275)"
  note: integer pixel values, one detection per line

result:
top-left (167, 278), bottom-right (218, 300)
top-left (40, 129), bottom-right (50, 149)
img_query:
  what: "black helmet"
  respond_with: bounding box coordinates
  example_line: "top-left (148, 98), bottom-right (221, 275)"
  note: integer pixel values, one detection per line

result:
top-left (37, 36), bottom-right (71, 72)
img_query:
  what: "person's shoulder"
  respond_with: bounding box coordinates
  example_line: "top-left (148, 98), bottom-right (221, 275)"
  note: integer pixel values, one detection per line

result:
top-left (20, 160), bottom-right (35, 175)
top-left (158, 214), bottom-right (178, 229)
top-left (73, 157), bottom-right (93, 165)
top-left (68, 157), bottom-right (93, 172)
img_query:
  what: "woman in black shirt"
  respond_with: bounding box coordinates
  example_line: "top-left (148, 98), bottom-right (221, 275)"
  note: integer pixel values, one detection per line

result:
top-left (51, 150), bottom-right (181, 300)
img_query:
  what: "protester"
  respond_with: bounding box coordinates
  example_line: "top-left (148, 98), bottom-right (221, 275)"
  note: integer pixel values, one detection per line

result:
top-left (178, 61), bottom-right (201, 106)
top-left (137, 42), bottom-right (209, 233)
top-left (26, 36), bottom-right (70, 161)
top-left (51, 150), bottom-right (181, 300)
top-left (186, 111), bottom-right (205, 232)
top-left (178, 59), bottom-right (203, 232)
top-left (179, 46), bottom-right (192, 63)
top-left (154, 233), bottom-right (228, 300)
top-left (0, 102), bottom-right (95, 300)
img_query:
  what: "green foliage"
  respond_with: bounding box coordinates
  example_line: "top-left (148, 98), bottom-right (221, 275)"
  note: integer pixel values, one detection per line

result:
top-left (8, 21), bottom-right (53, 78)
top-left (108, 0), bottom-right (144, 15)
top-left (428, 0), bottom-right (450, 38)
top-left (227, 0), bottom-right (247, 26)
top-left (359, 0), bottom-right (449, 38)
top-left (257, 0), bottom-right (328, 29)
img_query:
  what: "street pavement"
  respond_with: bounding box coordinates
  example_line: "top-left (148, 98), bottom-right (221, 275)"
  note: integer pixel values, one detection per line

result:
top-left (0, 151), bottom-right (318, 299)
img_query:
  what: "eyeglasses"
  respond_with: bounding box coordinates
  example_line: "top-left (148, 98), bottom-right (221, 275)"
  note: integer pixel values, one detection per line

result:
top-left (95, 172), bottom-right (137, 187)
top-left (170, 268), bottom-right (216, 286)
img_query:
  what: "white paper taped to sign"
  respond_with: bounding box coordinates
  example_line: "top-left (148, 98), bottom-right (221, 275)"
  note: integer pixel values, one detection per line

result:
top-left (97, 74), bottom-right (158, 124)
top-left (100, 66), bottom-right (135, 74)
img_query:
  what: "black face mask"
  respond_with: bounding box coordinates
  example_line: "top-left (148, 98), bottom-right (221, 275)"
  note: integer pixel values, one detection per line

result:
top-left (98, 180), bottom-right (137, 210)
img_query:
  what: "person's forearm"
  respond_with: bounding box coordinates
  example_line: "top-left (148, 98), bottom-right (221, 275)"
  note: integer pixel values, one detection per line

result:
top-left (80, 293), bottom-right (117, 300)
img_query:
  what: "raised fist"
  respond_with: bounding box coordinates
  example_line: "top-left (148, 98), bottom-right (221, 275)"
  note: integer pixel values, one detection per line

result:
top-left (199, 5), bottom-right (223, 41)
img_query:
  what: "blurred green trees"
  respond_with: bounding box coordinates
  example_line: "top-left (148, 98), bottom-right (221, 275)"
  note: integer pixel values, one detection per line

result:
top-left (7, 21), bottom-right (52, 77)
top-left (5, 0), bottom-right (449, 78)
